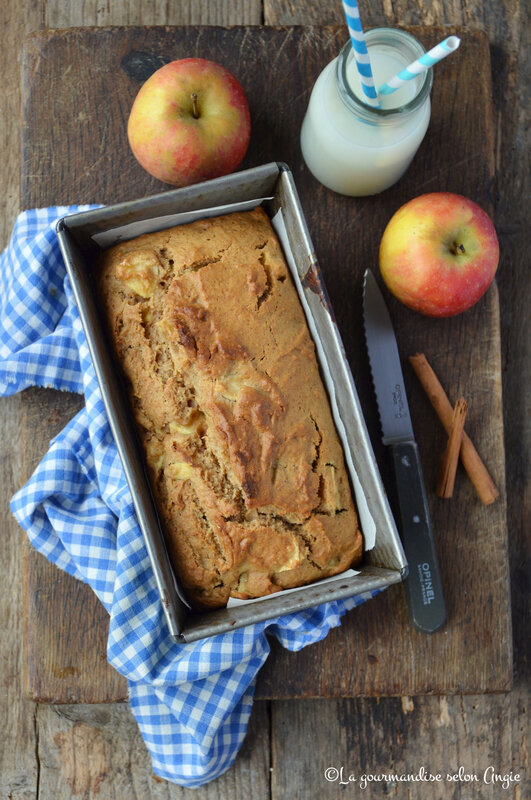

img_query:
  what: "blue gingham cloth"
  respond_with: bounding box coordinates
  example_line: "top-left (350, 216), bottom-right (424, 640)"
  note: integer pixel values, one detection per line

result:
top-left (1, 207), bottom-right (381, 787)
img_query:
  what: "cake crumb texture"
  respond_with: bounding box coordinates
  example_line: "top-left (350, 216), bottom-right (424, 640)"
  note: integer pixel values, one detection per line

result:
top-left (97, 207), bottom-right (363, 609)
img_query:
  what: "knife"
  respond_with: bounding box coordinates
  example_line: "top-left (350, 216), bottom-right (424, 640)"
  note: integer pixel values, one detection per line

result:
top-left (363, 269), bottom-right (446, 633)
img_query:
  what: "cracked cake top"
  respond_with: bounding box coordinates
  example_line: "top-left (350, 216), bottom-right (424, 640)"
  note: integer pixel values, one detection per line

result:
top-left (97, 206), bottom-right (362, 609)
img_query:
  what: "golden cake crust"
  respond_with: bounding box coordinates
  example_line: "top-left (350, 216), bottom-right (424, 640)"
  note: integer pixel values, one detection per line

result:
top-left (97, 207), bottom-right (363, 609)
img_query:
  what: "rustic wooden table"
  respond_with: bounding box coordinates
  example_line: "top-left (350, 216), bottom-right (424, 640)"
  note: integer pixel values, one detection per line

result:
top-left (0, 2), bottom-right (528, 799)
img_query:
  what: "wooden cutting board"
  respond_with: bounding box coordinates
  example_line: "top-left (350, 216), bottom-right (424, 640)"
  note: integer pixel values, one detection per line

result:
top-left (20, 25), bottom-right (511, 702)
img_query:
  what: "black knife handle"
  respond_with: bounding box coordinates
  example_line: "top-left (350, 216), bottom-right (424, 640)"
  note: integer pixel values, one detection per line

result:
top-left (390, 441), bottom-right (446, 633)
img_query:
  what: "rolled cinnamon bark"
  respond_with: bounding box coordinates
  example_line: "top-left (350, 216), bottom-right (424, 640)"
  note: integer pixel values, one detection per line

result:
top-left (436, 397), bottom-right (468, 498)
top-left (409, 353), bottom-right (499, 505)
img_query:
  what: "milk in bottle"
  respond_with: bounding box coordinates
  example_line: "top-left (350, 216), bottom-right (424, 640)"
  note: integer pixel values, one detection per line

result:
top-left (300, 28), bottom-right (433, 196)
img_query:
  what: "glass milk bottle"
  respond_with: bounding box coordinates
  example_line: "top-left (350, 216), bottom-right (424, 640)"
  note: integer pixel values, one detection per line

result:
top-left (300, 28), bottom-right (433, 196)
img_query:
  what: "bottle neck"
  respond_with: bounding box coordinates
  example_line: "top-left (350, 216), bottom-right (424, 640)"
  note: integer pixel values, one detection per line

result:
top-left (336, 28), bottom-right (433, 125)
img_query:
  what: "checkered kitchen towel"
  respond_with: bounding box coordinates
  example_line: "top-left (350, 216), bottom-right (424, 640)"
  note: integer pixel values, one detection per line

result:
top-left (1, 207), bottom-right (380, 787)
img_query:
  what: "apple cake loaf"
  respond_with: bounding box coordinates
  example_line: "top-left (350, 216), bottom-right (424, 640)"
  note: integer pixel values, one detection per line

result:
top-left (97, 207), bottom-right (362, 609)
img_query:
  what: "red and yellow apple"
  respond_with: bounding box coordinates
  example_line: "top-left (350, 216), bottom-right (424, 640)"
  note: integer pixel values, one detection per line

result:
top-left (379, 193), bottom-right (499, 317)
top-left (127, 58), bottom-right (251, 187)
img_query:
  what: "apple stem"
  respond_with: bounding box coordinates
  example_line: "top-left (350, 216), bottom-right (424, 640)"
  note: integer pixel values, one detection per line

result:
top-left (450, 241), bottom-right (466, 255)
top-left (191, 92), bottom-right (200, 119)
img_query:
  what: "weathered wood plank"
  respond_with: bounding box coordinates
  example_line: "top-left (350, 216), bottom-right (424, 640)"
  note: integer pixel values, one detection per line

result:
top-left (0, 396), bottom-right (39, 800)
top-left (36, 700), bottom-right (271, 798)
top-left (271, 690), bottom-right (529, 799)
top-left (0, 1), bottom-right (44, 248)
top-left (45, 0), bottom-right (262, 27)
top-left (264, 0), bottom-right (520, 32)
top-left (489, 11), bottom-right (531, 688)
top-left (0, 1), bottom-right (43, 796)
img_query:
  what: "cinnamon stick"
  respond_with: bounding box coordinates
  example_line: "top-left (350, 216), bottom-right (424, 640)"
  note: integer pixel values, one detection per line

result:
top-left (436, 398), bottom-right (468, 498)
top-left (409, 353), bottom-right (499, 505)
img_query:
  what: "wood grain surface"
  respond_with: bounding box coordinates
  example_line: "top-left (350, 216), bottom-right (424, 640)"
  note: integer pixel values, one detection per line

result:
top-left (270, 694), bottom-right (527, 799)
top-left (34, 701), bottom-right (271, 798)
top-left (0, 1), bottom-right (528, 797)
top-left (21, 24), bottom-right (510, 702)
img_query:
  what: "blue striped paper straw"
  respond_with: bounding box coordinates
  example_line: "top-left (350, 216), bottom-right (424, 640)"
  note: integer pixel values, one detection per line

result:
top-left (342, 0), bottom-right (379, 107)
top-left (378, 36), bottom-right (461, 96)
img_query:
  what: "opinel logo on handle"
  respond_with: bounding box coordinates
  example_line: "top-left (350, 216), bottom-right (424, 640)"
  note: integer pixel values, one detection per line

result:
top-left (391, 440), bottom-right (446, 634)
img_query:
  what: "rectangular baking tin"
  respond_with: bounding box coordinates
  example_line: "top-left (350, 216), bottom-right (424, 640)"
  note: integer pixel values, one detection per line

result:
top-left (57, 162), bottom-right (407, 643)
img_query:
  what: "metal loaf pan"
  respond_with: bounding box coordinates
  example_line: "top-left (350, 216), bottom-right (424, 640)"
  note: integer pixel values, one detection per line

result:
top-left (57, 162), bottom-right (407, 642)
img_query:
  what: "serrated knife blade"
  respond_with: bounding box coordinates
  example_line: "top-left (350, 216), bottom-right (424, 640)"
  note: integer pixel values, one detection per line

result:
top-left (363, 269), bottom-right (446, 633)
top-left (363, 270), bottom-right (415, 445)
